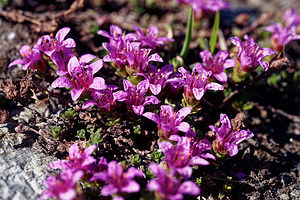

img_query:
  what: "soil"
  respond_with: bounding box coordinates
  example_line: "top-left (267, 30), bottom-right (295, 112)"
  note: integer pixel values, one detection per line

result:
top-left (0, 0), bottom-right (299, 200)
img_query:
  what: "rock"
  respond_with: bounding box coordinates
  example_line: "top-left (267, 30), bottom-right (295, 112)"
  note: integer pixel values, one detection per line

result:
top-left (279, 194), bottom-right (289, 200)
top-left (290, 188), bottom-right (300, 198)
top-left (7, 32), bottom-right (16, 41)
top-left (0, 126), bottom-right (56, 200)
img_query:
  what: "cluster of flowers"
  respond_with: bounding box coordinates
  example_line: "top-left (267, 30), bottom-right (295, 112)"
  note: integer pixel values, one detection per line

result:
top-left (42, 144), bottom-right (144, 200)
top-left (41, 112), bottom-right (253, 200)
top-left (9, 21), bottom-right (281, 115)
top-left (264, 8), bottom-right (300, 52)
top-left (10, 7), bottom-right (300, 200)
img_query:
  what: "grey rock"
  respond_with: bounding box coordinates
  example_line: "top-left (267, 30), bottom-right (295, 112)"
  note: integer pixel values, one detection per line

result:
top-left (7, 32), bottom-right (16, 41)
top-left (0, 127), bottom-right (56, 200)
top-left (279, 194), bottom-right (289, 200)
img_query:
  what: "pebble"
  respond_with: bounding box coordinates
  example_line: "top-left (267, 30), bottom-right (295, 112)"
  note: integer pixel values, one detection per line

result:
top-left (7, 32), bottom-right (16, 41)
top-left (279, 194), bottom-right (289, 200)
top-left (290, 188), bottom-right (300, 197)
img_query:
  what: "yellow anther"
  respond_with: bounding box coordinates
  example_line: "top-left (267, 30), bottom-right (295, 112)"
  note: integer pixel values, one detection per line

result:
top-left (181, 156), bottom-right (185, 160)
top-left (150, 73), bottom-right (154, 76)
top-left (66, 156), bottom-right (70, 160)
top-left (50, 33), bottom-right (54, 37)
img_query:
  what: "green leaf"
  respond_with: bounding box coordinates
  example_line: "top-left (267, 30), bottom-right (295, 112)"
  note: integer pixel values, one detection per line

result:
top-left (209, 11), bottom-right (220, 55)
top-left (180, 7), bottom-right (194, 58)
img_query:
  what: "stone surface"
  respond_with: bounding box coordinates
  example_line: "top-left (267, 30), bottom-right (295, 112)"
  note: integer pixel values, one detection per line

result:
top-left (0, 124), bottom-right (56, 200)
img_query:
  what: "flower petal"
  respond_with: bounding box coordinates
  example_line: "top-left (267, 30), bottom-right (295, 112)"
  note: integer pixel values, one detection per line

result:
top-left (176, 107), bottom-right (192, 120)
top-left (121, 181), bottom-right (140, 193)
top-left (123, 79), bottom-right (134, 91)
top-left (144, 96), bottom-right (160, 105)
top-left (214, 72), bottom-right (228, 83)
top-left (205, 82), bottom-right (224, 90)
top-left (190, 156), bottom-right (210, 165)
top-left (8, 59), bottom-right (25, 68)
top-left (149, 53), bottom-right (163, 62)
top-left (177, 122), bottom-right (191, 133)
top-left (149, 84), bottom-right (162, 95)
top-left (62, 38), bottom-right (76, 48)
top-left (68, 56), bottom-right (80, 75)
top-left (101, 184), bottom-right (119, 196)
top-left (56, 27), bottom-right (70, 42)
top-left (132, 105), bottom-right (144, 115)
top-left (87, 59), bottom-right (104, 74)
top-left (51, 77), bottom-right (73, 88)
top-left (90, 77), bottom-right (106, 90)
top-left (192, 87), bottom-right (205, 100)
top-left (82, 100), bottom-right (97, 109)
top-left (143, 112), bottom-right (160, 124)
top-left (79, 54), bottom-right (97, 65)
top-left (178, 181), bottom-right (200, 196)
top-left (71, 88), bottom-right (85, 101)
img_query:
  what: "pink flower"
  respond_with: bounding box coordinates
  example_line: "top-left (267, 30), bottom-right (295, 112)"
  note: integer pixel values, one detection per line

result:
top-left (230, 35), bottom-right (276, 71)
top-left (35, 27), bottom-right (76, 76)
top-left (178, 66), bottom-right (223, 105)
top-left (51, 55), bottom-right (106, 101)
top-left (41, 170), bottom-right (83, 200)
top-left (8, 45), bottom-right (45, 71)
top-left (283, 8), bottom-right (300, 27)
top-left (198, 50), bottom-right (235, 83)
top-left (209, 113), bottom-right (254, 157)
top-left (125, 47), bottom-right (163, 75)
top-left (50, 144), bottom-right (97, 172)
top-left (90, 161), bottom-right (144, 200)
top-left (147, 163), bottom-right (200, 200)
top-left (82, 85), bottom-right (121, 112)
top-left (114, 79), bottom-right (160, 115)
top-left (133, 25), bottom-right (174, 48)
top-left (135, 64), bottom-right (174, 95)
top-left (264, 9), bottom-right (300, 52)
top-left (159, 135), bottom-right (214, 178)
top-left (143, 105), bottom-right (192, 139)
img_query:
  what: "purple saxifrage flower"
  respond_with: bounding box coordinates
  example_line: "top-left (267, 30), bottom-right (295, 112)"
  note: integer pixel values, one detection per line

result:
top-left (264, 8), bottom-right (300, 53)
top-left (283, 8), bottom-right (300, 28)
top-left (264, 23), bottom-right (300, 52)
top-left (198, 50), bottom-right (235, 83)
top-left (125, 47), bottom-right (163, 75)
top-left (82, 85), bottom-right (121, 113)
top-left (209, 113), bottom-right (254, 157)
top-left (133, 25), bottom-right (174, 48)
top-left (51, 55), bottom-right (106, 101)
top-left (178, 66), bottom-right (223, 106)
top-left (36, 27), bottom-right (76, 76)
top-left (98, 24), bottom-right (137, 45)
top-left (8, 44), bottom-right (45, 71)
top-left (90, 161), bottom-right (144, 200)
top-left (143, 105), bottom-right (192, 140)
top-left (230, 35), bottom-right (276, 72)
top-left (50, 144), bottom-right (97, 172)
top-left (159, 135), bottom-right (214, 178)
top-left (114, 79), bottom-right (160, 115)
top-left (147, 163), bottom-right (200, 200)
top-left (102, 37), bottom-right (131, 73)
top-left (41, 170), bottom-right (83, 200)
top-left (135, 64), bottom-right (174, 95)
